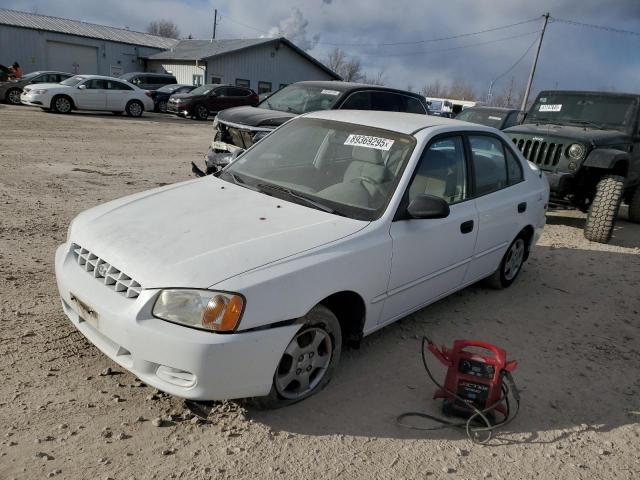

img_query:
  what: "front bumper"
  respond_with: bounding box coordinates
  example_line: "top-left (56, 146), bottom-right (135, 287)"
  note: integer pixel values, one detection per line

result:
top-left (20, 92), bottom-right (45, 106)
top-left (204, 141), bottom-right (244, 174)
top-left (55, 243), bottom-right (300, 400)
top-left (167, 102), bottom-right (191, 117)
top-left (542, 171), bottom-right (573, 195)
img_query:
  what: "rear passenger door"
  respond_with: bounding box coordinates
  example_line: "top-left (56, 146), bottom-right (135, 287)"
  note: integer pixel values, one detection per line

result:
top-left (383, 135), bottom-right (478, 323)
top-left (106, 80), bottom-right (134, 110)
top-left (227, 87), bottom-right (254, 107)
top-left (463, 134), bottom-right (531, 283)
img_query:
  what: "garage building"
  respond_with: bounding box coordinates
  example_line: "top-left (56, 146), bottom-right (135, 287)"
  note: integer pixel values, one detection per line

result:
top-left (0, 8), bottom-right (339, 91)
top-left (145, 38), bottom-right (340, 93)
top-left (0, 8), bottom-right (176, 77)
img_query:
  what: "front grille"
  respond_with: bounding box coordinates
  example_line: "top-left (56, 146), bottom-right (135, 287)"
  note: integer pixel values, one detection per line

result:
top-left (226, 127), bottom-right (254, 149)
top-left (511, 137), bottom-right (563, 167)
top-left (71, 243), bottom-right (142, 299)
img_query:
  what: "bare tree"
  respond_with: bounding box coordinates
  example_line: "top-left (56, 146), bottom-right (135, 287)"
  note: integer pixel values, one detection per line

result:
top-left (421, 79), bottom-right (476, 100)
top-left (325, 48), bottom-right (364, 82)
top-left (147, 20), bottom-right (180, 39)
top-left (361, 68), bottom-right (386, 86)
top-left (421, 80), bottom-right (446, 98)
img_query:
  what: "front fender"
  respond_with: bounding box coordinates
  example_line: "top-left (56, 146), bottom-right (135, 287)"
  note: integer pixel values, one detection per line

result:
top-left (582, 148), bottom-right (629, 172)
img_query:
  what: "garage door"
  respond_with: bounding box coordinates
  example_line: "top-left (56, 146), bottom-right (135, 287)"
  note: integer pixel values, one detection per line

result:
top-left (46, 41), bottom-right (98, 75)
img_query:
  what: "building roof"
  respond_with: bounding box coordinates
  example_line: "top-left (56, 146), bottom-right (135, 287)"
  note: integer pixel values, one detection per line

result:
top-left (0, 8), bottom-right (178, 49)
top-left (148, 37), bottom-right (340, 80)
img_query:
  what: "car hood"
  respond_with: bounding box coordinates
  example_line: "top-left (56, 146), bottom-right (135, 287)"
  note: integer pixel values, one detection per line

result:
top-left (70, 177), bottom-right (367, 289)
top-left (506, 123), bottom-right (629, 145)
top-left (217, 106), bottom-right (295, 128)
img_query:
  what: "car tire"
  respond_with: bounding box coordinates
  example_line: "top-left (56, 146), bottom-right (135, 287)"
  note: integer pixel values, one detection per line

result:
top-left (157, 100), bottom-right (168, 113)
top-left (194, 104), bottom-right (209, 121)
top-left (253, 305), bottom-right (342, 409)
top-left (628, 187), bottom-right (640, 224)
top-left (584, 174), bottom-right (624, 243)
top-left (486, 233), bottom-right (528, 289)
top-left (125, 100), bottom-right (144, 117)
top-left (6, 88), bottom-right (22, 105)
top-left (51, 95), bottom-right (73, 114)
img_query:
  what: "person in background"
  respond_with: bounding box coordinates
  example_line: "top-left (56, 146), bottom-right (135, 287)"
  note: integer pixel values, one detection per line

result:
top-left (9, 62), bottom-right (22, 79)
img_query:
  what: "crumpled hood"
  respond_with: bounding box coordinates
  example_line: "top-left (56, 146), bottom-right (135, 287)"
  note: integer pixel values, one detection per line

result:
top-left (217, 106), bottom-right (295, 128)
top-left (506, 123), bottom-right (629, 146)
top-left (69, 177), bottom-right (367, 289)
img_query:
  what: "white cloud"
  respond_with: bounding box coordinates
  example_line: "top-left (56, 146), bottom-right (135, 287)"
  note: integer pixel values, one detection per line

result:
top-left (265, 8), bottom-right (318, 51)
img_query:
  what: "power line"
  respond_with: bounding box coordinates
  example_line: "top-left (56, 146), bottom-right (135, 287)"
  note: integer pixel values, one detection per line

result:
top-left (222, 15), bottom-right (269, 35)
top-left (359, 30), bottom-right (541, 57)
top-left (551, 17), bottom-right (640, 38)
top-left (487, 34), bottom-right (539, 102)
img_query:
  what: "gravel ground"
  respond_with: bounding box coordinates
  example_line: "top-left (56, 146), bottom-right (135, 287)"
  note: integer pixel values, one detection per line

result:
top-left (0, 104), bottom-right (639, 480)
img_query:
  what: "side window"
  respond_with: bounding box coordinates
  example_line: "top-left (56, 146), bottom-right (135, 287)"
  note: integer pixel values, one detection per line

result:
top-left (371, 92), bottom-right (403, 112)
top-left (469, 136), bottom-right (508, 195)
top-left (85, 79), bottom-right (107, 89)
top-left (31, 75), bottom-right (46, 84)
top-left (408, 136), bottom-right (468, 205)
top-left (215, 87), bottom-right (229, 97)
top-left (229, 87), bottom-right (250, 96)
top-left (505, 147), bottom-right (524, 185)
top-left (107, 81), bottom-right (133, 90)
top-left (405, 96), bottom-right (427, 114)
top-left (340, 92), bottom-right (371, 110)
top-left (161, 76), bottom-right (175, 85)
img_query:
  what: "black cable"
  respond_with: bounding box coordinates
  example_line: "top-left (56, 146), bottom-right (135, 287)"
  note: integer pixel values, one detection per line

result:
top-left (396, 337), bottom-right (520, 444)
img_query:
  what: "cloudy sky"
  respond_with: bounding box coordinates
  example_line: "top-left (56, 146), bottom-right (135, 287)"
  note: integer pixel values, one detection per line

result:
top-left (3, 0), bottom-right (640, 99)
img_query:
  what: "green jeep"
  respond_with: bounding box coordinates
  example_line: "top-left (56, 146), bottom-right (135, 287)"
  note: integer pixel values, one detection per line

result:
top-left (505, 90), bottom-right (640, 243)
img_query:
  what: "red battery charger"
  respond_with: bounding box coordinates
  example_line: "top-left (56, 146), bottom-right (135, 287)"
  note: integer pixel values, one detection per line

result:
top-left (427, 339), bottom-right (517, 418)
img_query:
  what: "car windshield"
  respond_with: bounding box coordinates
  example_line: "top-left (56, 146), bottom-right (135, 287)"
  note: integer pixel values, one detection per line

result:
top-left (526, 93), bottom-right (639, 131)
top-left (189, 84), bottom-right (215, 96)
top-left (258, 85), bottom-right (343, 114)
top-left (60, 76), bottom-right (85, 86)
top-left (157, 84), bottom-right (184, 93)
top-left (456, 109), bottom-right (505, 128)
top-left (222, 118), bottom-right (416, 221)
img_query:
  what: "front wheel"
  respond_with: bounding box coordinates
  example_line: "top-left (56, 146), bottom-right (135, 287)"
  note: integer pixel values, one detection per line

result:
top-left (584, 175), bottom-right (624, 243)
top-left (126, 100), bottom-right (143, 117)
top-left (486, 234), bottom-right (528, 289)
top-left (194, 104), bottom-right (209, 120)
top-left (51, 95), bottom-right (72, 114)
top-left (6, 88), bottom-right (21, 105)
top-left (254, 305), bottom-right (342, 409)
top-left (628, 187), bottom-right (640, 224)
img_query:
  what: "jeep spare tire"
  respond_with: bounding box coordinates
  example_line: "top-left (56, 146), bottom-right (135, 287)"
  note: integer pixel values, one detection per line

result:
top-left (584, 175), bottom-right (624, 243)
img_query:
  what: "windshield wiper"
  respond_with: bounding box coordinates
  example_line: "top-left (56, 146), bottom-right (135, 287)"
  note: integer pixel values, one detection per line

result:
top-left (567, 120), bottom-right (606, 129)
top-left (256, 183), bottom-right (336, 214)
top-left (222, 171), bottom-right (259, 191)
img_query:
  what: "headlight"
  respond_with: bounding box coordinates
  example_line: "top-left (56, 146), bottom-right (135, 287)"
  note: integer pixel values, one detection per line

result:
top-left (212, 116), bottom-right (219, 130)
top-left (252, 130), bottom-right (271, 143)
top-left (33, 89), bottom-right (48, 94)
top-left (152, 289), bottom-right (244, 332)
top-left (567, 143), bottom-right (585, 160)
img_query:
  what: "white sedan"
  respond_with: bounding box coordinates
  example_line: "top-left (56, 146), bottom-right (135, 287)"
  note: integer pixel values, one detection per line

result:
top-left (55, 111), bottom-right (549, 407)
top-left (21, 74), bottom-right (154, 117)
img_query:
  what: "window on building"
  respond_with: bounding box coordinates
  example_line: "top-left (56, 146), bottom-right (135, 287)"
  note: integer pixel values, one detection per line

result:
top-left (210, 76), bottom-right (222, 84)
top-left (258, 81), bottom-right (272, 94)
top-left (236, 78), bottom-right (250, 88)
top-left (192, 74), bottom-right (203, 86)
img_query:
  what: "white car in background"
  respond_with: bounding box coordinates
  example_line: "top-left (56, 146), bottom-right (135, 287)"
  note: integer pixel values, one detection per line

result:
top-left (20, 74), bottom-right (154, 117)
top-left (55, 111), bottom-right (549, 407)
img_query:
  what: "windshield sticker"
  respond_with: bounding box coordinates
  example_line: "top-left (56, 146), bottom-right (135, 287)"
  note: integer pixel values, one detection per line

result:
top-left (321, 89), bottom-right (341, 96)
top-left (488, 116), bottom-right (503, 121)
top-left (539, 104), bottom-right (562, 112)
top-left (344, 134), bottom-right (395, 151)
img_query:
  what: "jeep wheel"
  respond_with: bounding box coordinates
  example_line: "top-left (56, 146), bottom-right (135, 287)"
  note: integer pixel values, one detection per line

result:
top-left (584, 175), bottom-right (624, 243)
top-left (629, 187), bottom-right (640, 224)
top-left (253, 305), bottom-right (342, 409)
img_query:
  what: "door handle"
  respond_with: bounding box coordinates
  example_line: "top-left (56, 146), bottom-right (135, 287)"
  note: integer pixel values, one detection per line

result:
top-left (460, 220), bottom-right (474, 234)
top-left (518, 202), bottom-right (527, 213)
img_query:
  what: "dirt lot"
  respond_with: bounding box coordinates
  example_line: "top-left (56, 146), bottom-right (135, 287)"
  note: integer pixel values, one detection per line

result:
top-left (0, 103), bottom-right (638, 480)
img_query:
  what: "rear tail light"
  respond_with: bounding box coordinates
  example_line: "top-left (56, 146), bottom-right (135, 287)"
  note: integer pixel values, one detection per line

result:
top-left (145, 90), bottom-right (154, 98)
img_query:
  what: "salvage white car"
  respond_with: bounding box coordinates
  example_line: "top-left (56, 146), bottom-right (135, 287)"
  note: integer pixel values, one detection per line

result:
top-left (55, 111), bottom-right (549, 407)
top-left (21, 74), bottom-right (154, 117)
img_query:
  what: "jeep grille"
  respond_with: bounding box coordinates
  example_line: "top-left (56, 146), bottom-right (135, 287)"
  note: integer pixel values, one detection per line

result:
top-left (511, 137), bottom-right (563, 167)
top-left (71, 243), bottom-right (142, 299)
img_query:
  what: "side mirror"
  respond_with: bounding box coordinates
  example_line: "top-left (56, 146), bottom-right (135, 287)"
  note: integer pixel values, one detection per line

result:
top-left (407, 194), bottom-right (450, 219)
top-left (77, 84), bottom-right (87, 89)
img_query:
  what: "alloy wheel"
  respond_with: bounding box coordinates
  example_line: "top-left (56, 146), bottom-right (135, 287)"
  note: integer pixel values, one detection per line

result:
top-left (55, 97), bottom-right (71, 113)
top-left (128, 102), bottom-right (142, 117)
top-left (8, 89), bottom-right (21, 105)
top-left (275, 327), bottom-right (333, 400)
top-left (503, 238), bottom-right (525, 281)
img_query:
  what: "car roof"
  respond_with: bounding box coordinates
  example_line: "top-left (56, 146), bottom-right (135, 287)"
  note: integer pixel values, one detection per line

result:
top-left (303, 110), bottom-right (469, 135)
top-left (537, 90), bottom-right (640, 99)
top-left (120, 72), bottom-right (175, 77)
top-left (72, 74), bottom-right (132, 82)
top-left (293, 80), bottom-right (423, 98)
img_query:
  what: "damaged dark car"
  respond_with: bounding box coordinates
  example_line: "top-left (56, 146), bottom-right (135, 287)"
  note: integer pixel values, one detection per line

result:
top-left (192, 81), bottom-right (429, 176)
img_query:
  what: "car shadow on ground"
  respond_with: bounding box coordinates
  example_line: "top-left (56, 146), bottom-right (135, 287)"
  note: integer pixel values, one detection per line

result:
top-left (248, 245), bottom-right (640, 443)
top-left (546, 207), bottom-right (640, 249)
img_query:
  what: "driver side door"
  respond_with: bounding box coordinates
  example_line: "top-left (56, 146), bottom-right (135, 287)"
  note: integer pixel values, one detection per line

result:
top-left (75, 79), bottom-right (107, 110)
top-left (381, 135), bottom-right (478, 323)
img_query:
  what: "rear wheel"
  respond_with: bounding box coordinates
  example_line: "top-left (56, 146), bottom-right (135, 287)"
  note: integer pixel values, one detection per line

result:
top-left (51, 95), bottom-right (72, 114)
top-left (157, 100), bottom-right (168, 113)
top-left (584, 175), bottom-right (624, 243)
top-left (486, 234), bottom-right (528, 289)
top-left (6, 88), bottom-right (21, 105)
top-left (126, 100), bottom-right (143, 117)
top-left (628, 187), bottom-right (640, 224)
top-left (254, 305), bottom-right (342, 409)
top-left (194, 104), bottom-right (209, 120)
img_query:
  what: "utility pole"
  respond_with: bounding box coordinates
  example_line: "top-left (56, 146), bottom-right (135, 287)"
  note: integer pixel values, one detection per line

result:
top-left (520, 12), bottom-right (550, 112)
top-left (212, 9), bottom-right (218, 41)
